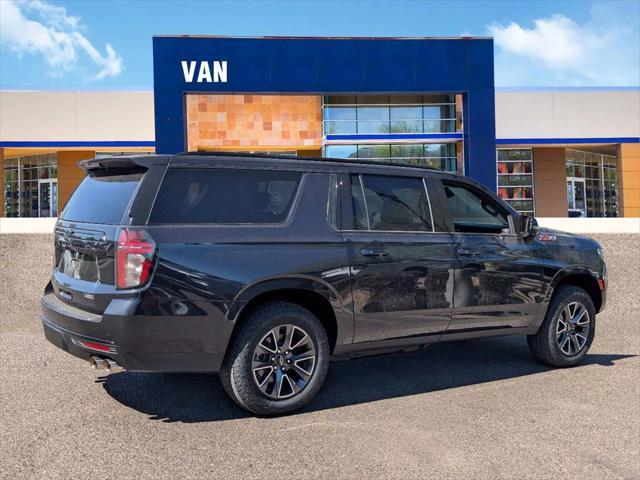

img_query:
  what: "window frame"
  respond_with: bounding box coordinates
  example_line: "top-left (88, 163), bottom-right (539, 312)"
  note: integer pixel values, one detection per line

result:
top-left (146, 166), bottom-right (305, 227)
top-left (437, 178), bottom-right (518, 236)
top-left (340, 171), bottom-right (436, 234)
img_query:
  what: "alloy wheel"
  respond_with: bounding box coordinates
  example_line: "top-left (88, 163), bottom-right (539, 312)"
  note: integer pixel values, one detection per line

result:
top-left (251, 324), bottom-right (317, 399)
top-left (556, 301), bottom-right (590, 356)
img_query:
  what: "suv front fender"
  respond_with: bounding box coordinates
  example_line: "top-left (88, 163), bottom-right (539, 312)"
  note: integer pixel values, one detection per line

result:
top-left (544, 266), bottom-right (605, 312)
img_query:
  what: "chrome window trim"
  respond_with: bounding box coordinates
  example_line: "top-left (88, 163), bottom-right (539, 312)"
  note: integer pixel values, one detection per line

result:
top-left (422, 178), bottom-right (436, 233)
top-left (358, 174), bottom-right (372, 231)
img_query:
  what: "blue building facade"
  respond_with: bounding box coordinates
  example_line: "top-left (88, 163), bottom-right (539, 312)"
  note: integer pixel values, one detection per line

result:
top-left (152, 36), bottom-right (497, 190)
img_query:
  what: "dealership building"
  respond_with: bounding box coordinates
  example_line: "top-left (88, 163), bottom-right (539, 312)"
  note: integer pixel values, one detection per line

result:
top-left (1, 36), bottom-right (639, 219)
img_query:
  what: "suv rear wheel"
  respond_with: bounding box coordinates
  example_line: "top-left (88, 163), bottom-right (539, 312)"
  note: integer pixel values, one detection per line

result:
top-left (220, 302), bottom-right (330, 415)
top-left (527, 285), bottom-right (596, 367)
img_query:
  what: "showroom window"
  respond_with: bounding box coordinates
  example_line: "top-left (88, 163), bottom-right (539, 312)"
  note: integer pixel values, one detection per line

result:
top-left (497, 149), bottom-right (535, 216)
top-left (3, 153), bottom-right (58, 218)
top-left (325, 143), bottom-right (457, 172)
top-left (323, 94), bottom-right (458, 135)
top-left (566, 149), bottom-right (618, 217)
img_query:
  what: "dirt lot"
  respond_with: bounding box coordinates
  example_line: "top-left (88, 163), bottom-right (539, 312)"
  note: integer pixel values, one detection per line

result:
top-left (1, 234), bottom-right (638, 480)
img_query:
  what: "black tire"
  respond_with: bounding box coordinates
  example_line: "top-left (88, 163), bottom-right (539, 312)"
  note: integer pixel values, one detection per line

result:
top-left (219, 301), bottom-right (330, 416)
top-left (527, 285), bottom-right (596, 367)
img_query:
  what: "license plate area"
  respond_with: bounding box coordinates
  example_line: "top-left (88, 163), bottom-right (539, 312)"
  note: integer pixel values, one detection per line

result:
top-left (60, 249), bottom-right (100, 282)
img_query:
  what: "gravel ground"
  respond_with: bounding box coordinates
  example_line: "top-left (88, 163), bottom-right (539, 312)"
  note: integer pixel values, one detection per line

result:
top-left (0, 234), bottom-right (638, 480)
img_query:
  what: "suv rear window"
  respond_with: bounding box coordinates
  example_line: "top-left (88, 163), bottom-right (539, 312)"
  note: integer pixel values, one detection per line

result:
top-left (62, 171), bottom-right (144, 224)
top-left (149, 168), bottom-right (301, 224)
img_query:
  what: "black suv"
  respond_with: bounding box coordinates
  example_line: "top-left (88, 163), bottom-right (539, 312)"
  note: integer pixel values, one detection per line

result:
top-left (42, 153), bottom-right (607, 415)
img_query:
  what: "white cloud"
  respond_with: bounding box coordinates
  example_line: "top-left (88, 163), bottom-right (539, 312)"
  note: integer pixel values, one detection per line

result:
top-left (0, 0), bottom-right (123, 81)
top-left (487, 4), bottom-right (640, 86)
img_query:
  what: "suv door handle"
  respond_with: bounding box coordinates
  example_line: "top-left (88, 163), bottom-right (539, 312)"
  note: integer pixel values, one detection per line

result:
top-left (360, 248), bottom-right (389, 258)
top-left (457, 248), bottom-right (479, 256)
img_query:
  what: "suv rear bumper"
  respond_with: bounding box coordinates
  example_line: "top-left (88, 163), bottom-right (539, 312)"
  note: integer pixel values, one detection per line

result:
top-left (41, 291), bottom-right (233, 373)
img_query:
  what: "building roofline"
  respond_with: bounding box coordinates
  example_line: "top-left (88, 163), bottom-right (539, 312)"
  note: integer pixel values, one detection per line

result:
top-left (2, 86), bottom-right (638, 93)
top-left (152, 34), bottom-right (493, 40)
top-left (495, 86), bottom-right (640, 92)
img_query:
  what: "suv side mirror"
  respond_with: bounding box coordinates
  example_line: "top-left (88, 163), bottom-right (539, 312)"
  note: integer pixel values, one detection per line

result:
top-left (520, 215), bottom-right (539, 239)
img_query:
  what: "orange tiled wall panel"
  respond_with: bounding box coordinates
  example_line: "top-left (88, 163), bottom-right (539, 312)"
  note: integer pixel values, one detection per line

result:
top-left (186, 94), bottom-right (322, 151)
top-left (618, 143), bottom-right (640, 218)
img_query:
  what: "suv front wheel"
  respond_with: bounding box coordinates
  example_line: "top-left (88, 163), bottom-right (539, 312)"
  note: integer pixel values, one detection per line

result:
top-left (527, 285), bottom-right (596, 367)
top-left (220, 302), bottom-right (330, 415)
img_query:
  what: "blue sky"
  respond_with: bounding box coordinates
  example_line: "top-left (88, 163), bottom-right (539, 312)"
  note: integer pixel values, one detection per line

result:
top-left (1, 0), bottom-right (639, 89)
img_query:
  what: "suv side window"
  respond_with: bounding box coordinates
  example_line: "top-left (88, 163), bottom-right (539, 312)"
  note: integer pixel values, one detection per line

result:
top-left (442, 181), bottom-right (510, 234)
top-left (149, 168), bottom-right (301, 224)
top-left (349, 174), bottom-right (433, 232)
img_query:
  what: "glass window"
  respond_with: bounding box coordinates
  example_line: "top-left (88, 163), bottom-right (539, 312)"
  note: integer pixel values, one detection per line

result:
top-left (349, 177), bottom-right (368, 231)
top-left (565, 149), bottom-right (619, 217)
top-left (149, 169), bottom-right (301, 224)
top-left (323, 106), bottom-right (356, 121)
top-left (3, 152), bottom-right (59, 217)
top-left (358, 107), bottom-right (388, 120)
top-left (391, 144), bottom-right (426, 159)
top-left (323, 94), bottom-right (459, 137)
top-left (496, 149), bottom-right (535, 215)
top-left (62, 171), bottom-right (144, 224)
top-left (389, 120), bottom-right (423, 133)
top-left (422, 105), bottom-right (444, 119)
top-left (351, 174), bottom-right (433, 232)
top-left (325, 145), bottom-right (358, 159)
top-left (443, 182), bottom-right (509, 234)
top-left (357, 145), bottom-right (391, 160)
top-left (424, 144), bottom-right (454, 158)
top-left (324, 121), bottom-right (357, 135)
top-left (357, 121), bottom-right (389, 134)
top-left (390, 106), bottom-right (422, 120)
top-left (323, 143), bottom-right (457, 172)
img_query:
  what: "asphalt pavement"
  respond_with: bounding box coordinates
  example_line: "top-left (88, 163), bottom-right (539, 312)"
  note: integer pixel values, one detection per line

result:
top-left (0, 233), bottom-right (638, 479)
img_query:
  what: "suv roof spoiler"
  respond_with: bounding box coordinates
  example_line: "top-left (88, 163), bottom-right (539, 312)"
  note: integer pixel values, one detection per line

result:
top-left (79, 155), bottom-right (170, 172)
top-left (178, 151), bottom-right (442, 172)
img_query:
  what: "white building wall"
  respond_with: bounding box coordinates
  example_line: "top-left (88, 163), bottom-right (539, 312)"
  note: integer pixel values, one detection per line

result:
top-left (1, 88), bottom-right (639, 143)
top-left (495, 89), bottom-right (640, 141)
top-left (0, 90), bottom-right (155, 142)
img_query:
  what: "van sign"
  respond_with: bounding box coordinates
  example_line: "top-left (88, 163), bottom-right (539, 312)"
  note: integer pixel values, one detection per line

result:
top-left (181, 61), bottom-right (227, 83)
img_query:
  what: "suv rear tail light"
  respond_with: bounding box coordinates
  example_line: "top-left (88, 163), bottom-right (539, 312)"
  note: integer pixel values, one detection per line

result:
top-left (116, 228), bottom-right (156, 289)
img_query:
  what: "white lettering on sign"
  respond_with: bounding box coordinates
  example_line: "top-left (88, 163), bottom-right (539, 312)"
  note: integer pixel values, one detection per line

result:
top-left (181, 61), bottom-right (227, 83)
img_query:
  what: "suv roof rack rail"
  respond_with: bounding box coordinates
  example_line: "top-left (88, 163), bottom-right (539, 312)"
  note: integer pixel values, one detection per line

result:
top-left (177, 150), bottom-right (441, 172)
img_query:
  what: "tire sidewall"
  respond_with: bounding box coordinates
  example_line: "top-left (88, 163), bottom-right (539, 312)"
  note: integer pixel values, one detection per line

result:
top-left (545, 287), bottom-right (596, 365)
top-left (228, 304), bottom-right (330, 415)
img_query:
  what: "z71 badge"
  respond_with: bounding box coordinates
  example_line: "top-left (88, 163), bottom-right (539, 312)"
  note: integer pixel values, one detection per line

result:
top-left (539, 234), bottom-right (557, 242)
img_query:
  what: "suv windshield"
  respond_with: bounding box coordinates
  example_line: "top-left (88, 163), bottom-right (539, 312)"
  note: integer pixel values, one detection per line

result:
top-left (61, 171), bottom-right (144, 224)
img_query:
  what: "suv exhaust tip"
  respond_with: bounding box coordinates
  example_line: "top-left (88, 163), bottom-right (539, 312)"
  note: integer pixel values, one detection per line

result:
top-left (90, 356), bottom-right (124, 373)
top-left (104, 358), bottom-right (124, 373)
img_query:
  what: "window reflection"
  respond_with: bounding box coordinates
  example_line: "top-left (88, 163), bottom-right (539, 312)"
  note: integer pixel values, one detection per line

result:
top-left (325, 143), bottom-right (457, 172)
top-left (323, 94), bottom-right (458, 136)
